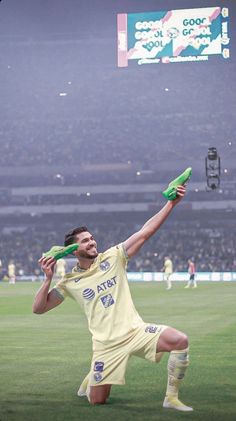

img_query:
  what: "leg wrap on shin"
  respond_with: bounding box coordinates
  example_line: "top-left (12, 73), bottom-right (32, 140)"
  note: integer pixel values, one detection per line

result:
top-left (166, 348), bottom-right (189, 398)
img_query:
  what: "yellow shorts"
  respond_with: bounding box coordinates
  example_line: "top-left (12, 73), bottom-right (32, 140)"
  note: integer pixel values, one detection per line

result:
top-left (89, 323), bottom-right (168, 386)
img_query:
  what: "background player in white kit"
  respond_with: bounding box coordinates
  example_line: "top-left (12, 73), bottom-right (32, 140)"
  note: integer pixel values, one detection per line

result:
top-left (33, 185), bottom-right (193, 412)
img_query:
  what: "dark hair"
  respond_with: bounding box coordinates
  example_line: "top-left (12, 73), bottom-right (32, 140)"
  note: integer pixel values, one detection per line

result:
top-left (64, 226), bottom-right (88, 246)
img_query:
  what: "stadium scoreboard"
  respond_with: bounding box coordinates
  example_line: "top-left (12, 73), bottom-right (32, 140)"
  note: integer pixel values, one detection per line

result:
top-left (117, 6), bottom-right (230, 67)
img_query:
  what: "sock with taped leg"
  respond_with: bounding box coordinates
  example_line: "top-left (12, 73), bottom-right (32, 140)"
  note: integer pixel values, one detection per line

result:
top-left (163, 348), bottom-right (193, 412)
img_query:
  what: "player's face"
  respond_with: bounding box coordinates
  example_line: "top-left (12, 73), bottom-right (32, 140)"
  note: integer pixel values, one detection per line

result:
top-left (74, 231), bottom-right (98, 259)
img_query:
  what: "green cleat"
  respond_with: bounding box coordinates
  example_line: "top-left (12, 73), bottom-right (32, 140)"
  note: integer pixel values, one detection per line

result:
top-left (162, 167), bottom-right (192, 201)
top-left (43, 244), bottom-right (79, 260)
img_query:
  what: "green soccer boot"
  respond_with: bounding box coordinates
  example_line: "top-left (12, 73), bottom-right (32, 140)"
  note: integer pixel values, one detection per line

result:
top-left (43, 244), bottom-right (79, 260)
top-left (162, 167), bottom-right (192, 201)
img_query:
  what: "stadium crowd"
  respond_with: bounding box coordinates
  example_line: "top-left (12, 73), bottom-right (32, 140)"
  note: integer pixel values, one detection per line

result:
top-left (1, 39), bottom-right (235, 172)
top-left (0, 219), bottom-right (235, 279)
top-left (1, 111), bottom-right (235, 170)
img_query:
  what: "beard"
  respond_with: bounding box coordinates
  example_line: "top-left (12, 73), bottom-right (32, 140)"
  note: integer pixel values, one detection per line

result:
top-left (78, 250), bottom-right (98, 259)
top-left (86, 253), bottom-right (98, 260)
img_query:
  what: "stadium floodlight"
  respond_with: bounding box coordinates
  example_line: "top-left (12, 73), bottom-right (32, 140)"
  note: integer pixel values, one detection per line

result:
top-left (205, 147), bottom-right (221, 190)
top-left (207, 147), bottom-right (218, 160)
top-left (206, 174), bottom-right (220, 190)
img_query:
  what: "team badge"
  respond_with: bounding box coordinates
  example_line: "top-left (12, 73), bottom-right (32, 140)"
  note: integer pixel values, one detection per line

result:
top-left (145, 325), bottom-right (158, 334)
top-left (100, 261), bottom-right (110, 271)
top-left (94, 372), bottom-right (103, 383)
top-left (82, 288), bottom-right (95, 300)
top-left (100, 294), bottom-right (114, 308)
top-left (94, 361), bottom-right (104, 372)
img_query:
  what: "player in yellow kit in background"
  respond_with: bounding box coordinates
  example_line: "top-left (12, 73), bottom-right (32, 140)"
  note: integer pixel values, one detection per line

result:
top-left (8, 260), bottom-right (16, 284)
top-left (54, 258), bottom-right (66, 280)
top-left (33, 185), bottom-right (193, 412)
top-left (162, 256), bottom-right (173, 290)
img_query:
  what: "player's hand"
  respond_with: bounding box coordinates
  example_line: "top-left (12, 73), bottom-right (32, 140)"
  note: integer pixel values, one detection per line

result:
top-left (38, 256), bottom-right (56, 281)
top-left (171, 185), bottom-right (186, 206)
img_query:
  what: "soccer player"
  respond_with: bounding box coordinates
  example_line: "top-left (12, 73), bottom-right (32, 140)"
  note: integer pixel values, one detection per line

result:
top-left (8, 260), bottom-right (16, 284)
top-left (33, 185), bottom-right (193, 411)
top-left (162, 256), bottom-right (173, 290)
top-left (185, 259), bottom-right (197, 288)
top-left (55, 258), bottom-right (67, 280)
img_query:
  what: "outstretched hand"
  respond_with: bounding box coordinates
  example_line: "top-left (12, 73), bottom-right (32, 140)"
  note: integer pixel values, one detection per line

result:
top-left (38, 256), bottom-right (57, 281)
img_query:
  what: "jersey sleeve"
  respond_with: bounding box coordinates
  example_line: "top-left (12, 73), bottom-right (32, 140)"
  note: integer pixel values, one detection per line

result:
top-left (115, 243), bottom-right (129, 266)
top-left (53, 282), bottom-right (68, 301)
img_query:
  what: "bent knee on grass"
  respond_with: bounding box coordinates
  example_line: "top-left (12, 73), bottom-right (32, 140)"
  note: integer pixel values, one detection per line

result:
top-left (90, 397), bottom-right (108, 405)
top-left (89, 384), bottom-right (111, 405)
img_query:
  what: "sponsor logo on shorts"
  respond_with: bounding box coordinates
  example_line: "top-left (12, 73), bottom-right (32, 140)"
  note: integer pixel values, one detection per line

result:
top-left (82, 288), bottom-right (95, 300)
top-left (100, 261), bottom-right (110, 271)
top-left (94, 372), bottom-right (103, 383)
top-left (100, 294), bottom-right (114, 308)
top-left (145, 325), bottom-right (158, 334)
top-left (94, 361), bottom-right (104, 372)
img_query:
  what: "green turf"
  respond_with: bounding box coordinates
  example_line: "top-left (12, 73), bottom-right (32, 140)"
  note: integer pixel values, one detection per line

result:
top-left (0, 281), bottom-right (236, 421)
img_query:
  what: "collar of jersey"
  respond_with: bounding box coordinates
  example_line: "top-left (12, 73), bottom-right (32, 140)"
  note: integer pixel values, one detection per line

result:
top-left (76, 257), bottom-right (98, 272)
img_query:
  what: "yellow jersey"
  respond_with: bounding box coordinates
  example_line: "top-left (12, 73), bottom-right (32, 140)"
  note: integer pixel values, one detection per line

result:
top-left (164, 259), bottom-right (173, 274)
top-left (55, 258), bottom-right (66, 278)
top-left (54, 244), bottom-right (143, 345)
top-left (8, 263), bottom-right (16, 277)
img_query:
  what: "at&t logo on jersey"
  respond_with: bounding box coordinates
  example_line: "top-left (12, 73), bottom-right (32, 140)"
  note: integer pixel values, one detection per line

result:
top-left (100, 294), bottom-right (114, 308)
top-left (97, 276), bottom-right (117, 293)
top-left (82, 288), bottom-right (95, 300)
top-left (82, 277), bottom-right (117, 302)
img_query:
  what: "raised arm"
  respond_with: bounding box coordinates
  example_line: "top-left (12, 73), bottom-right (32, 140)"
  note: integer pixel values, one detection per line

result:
top-left (32, 257), bottom-right (63, 314)
top-left (123, 185), bottom-right (186, 258)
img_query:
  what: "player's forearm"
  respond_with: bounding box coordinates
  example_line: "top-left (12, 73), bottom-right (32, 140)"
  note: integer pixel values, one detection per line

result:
top-left (141, 201), bottom-right (174, 239)
top-left (32, 278), bottom-right (52, 314)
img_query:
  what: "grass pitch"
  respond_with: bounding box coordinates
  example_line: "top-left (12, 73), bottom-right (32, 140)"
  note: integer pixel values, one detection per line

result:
top-left (0, 281), bottom-right (236, 421)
